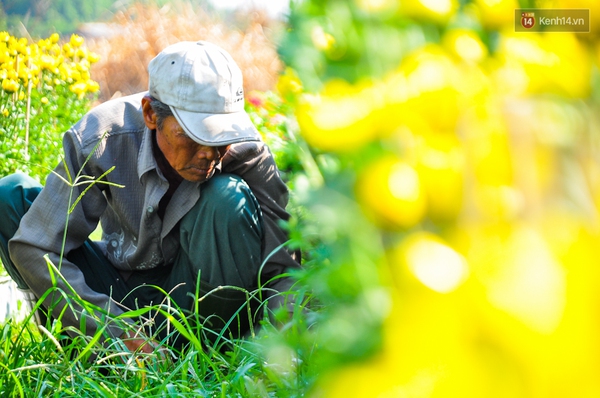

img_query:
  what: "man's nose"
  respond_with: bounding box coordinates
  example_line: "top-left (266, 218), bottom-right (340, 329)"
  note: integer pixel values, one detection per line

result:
top-left (195, 145), bottom-right (218, 160)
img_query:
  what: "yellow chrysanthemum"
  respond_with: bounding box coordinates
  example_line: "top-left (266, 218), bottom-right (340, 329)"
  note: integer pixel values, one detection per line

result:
top-left (69, 81), bottom-right (87, 96)
top-left (2, 78), bottom-right (19, 93)
top-left (295, 79), bottom-right (380, 151)
top-left (443, 29), bottom-right (487, 63)
top-left (356, 154), bottom-right (427, 229)
top-left (400, 0), bottom-right (458, 23)
top-left (85, 80), bottom-right (100, 93)
top-left (70, 34), bottom-right (85, 48)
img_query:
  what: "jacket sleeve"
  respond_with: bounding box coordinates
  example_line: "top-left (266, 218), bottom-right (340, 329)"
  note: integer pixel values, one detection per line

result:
top-left (8, 130), bottom-right (127, 338)
top-left (221, 141), bottom-right (301, 313)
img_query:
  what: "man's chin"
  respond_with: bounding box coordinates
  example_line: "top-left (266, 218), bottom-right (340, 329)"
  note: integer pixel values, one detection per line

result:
top-left (180, 167), bottom-right (214, 183)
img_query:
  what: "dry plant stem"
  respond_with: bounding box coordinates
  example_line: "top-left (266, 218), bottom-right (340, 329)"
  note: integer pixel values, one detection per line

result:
top-left (24, 72), bottom-right (32, 157)
top-left (88, 3), bottom-right (282, 102)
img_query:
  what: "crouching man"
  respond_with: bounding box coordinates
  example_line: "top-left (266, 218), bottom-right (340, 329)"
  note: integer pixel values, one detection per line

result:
top-left (0, 41), bottom-right (300, 353)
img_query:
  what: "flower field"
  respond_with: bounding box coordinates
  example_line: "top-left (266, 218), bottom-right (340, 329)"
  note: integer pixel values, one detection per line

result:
top-left (2, 0), bottom-right (600, 396)
top-left (0, 32), bottom-right (100, 182)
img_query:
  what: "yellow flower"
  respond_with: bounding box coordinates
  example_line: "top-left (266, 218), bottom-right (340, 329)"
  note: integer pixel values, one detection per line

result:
top-left (49, 33), bottom-right (60, 44)
top-left (2, 78), bottom-right (19, 92)
top-left (49, 43), bottom-right (62, 57)
top-left (416, 132), bottom-right (465, 222)
top-left (40, 97), bottom-right (49, 104)
top-left (400, 0), bottom-right (458, 23)
top-left (39, 54), bottom-right (58, 72)
top-left (69, 34), bottom-right (85, 48)
top-left (401, 46), bottom-right (464, 131)
top-left (310, 25), bottom-right (335, 51)
top-left (474, 0), bottom-right (518, 29)
top-left (295, 79), bottom-right (380, 151)
top-left (62, 43), bottom-right (74, 58)
top-left (69, 81), bottom-right (87, 97)
top-left (76, 48), bottom-right (89, 60)
top-left (390, 231), bottom-right (469, 293)
top-left (496, 33), bottom-right (591, 98)
top-left (2, 108), bottom-right (9, 117)
top-left (356, 154), bottom-right (427, 229)
top-left (14, 37), bottom-right (29, 55)
top-left (442, 29), bottom-right (487, 63)
top-left (86, 51), bottom-right (101, 63)
top-left (276, 67), bottom-right (303, 100)
top-left (85, 80), bottom-right (100, 93)
top-left (0, 31), bottom-right (9, 42)
top-left (355, 0), bottom-right (399, 13)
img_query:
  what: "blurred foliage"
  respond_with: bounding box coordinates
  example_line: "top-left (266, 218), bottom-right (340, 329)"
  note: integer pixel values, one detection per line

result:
top-left (276, 0), bottom-right (600, 396)
top-left (0, 0), bottom-right (117, 37)
top-left (0, 32), bottom-right (100, 182)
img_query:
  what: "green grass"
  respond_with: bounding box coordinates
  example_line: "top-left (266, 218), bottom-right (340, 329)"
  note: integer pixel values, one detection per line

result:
top-left (0, 280), bottom-right (316, 397)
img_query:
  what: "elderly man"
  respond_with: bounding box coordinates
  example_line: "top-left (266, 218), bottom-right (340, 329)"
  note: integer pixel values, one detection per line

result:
top-left (0, 41), bottom-right (299, 352)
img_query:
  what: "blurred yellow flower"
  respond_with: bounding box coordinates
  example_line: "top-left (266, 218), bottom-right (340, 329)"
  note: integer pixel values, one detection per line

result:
top-left (276, 67), bottom-right (303, 100)
top-left (395, 231), bottom-right (469, 293)
top-left (355, 0), bottom-right (399, 13)
top-left (69, 34), bottom-right (85, 48)
top-left (401, 0), bottom-right (458, 23)
top-left (496, 33), bottom-right (591, 98)
top-left (356, 154), bottom-right (426, 229)
top-left (416, 132), bottom-right (464, 222)
top-left (39, 54), bottom-right (58, 72)
top-left (310, 25), bottom-right (335, 51)
top-left (85, 80), bottom-right (100, 93)
top-left (474, 0), bottom-right (518, 29)
top-left (295, 79), bottom-right (380, 151)
top-left (69, 82), bottom-right (87, 98)
top-left (62, 43), bottom-right (74, 58)
top-left (399, 46), bottom-right (463, 131)
top-left (87, 51), bottom-right (101, 64)
top-left (2, 78), bottom-right (19, 93)
top-left (443, 29), bottom-right (487, 63)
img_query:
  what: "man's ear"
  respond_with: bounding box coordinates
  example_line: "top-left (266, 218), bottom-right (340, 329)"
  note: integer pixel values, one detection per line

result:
top-left (141, 96), bottom-right (158, 130)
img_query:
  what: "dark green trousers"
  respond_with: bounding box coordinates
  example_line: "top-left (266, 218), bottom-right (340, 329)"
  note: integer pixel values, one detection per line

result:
top-left (0, 173), bottom-right (263, 345)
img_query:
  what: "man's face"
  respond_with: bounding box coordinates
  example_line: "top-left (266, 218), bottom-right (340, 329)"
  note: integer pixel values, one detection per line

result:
top-left (155, 116), bottom-right (225, 183)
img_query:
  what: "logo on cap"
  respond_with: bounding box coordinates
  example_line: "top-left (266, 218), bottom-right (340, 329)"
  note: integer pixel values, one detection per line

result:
top-left (234, 87), bottom-right (244, 103)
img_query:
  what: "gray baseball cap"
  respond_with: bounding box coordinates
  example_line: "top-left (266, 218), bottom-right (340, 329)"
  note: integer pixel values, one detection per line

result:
top-left (148, 41), bottom-right (261, 146)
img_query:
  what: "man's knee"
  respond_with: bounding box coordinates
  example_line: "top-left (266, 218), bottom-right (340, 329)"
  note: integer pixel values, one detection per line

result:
top-left (200, 174), bottom-right (262, 230)
top-left (177, 173), bottom-right (264, 288)
top-left (0, 173), bottom-right (41, 209)
top-left (0, 173), bottom-right (41, 290)
top-left (0, 173), bottom-right (42, 220)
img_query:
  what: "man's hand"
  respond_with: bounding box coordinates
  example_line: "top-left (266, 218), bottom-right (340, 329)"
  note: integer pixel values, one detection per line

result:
top-left (119, 329), bottom-right (172, 368)
top-left (121, 329), bottom-right (156, 354)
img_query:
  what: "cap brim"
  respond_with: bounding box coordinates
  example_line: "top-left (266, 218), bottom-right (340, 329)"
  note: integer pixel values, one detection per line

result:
top-left (171, 107), bottom-right (261, 146)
